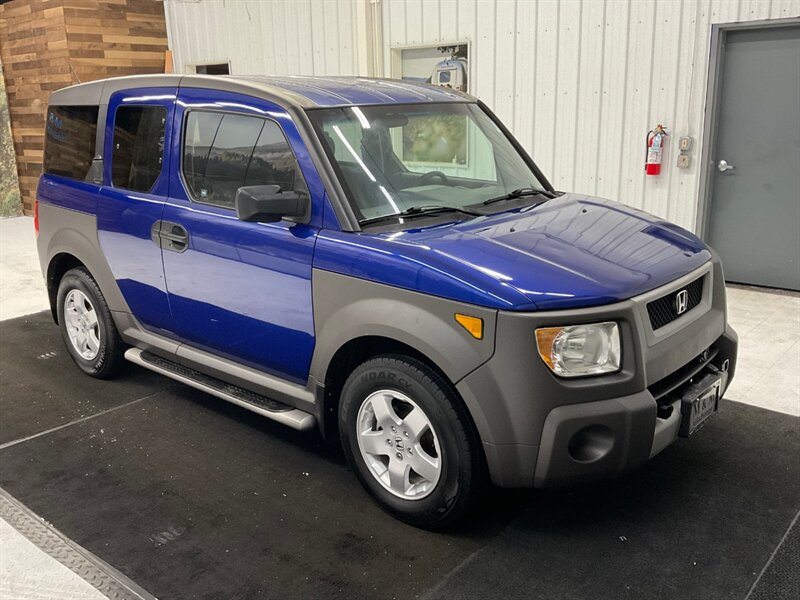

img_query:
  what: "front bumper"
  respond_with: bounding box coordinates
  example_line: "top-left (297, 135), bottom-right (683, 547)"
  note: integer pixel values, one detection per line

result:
top-left (455, 254), bottom-right (739, 488)
top-left (532, 326), bottom-right (736, 487)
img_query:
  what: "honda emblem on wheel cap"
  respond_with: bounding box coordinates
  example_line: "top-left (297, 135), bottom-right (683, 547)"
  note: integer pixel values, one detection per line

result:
top-left (675, 289), bottom-right (689, 315)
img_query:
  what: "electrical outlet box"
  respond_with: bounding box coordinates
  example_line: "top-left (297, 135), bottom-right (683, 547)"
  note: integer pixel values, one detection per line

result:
top-left (678, 136), bottom-right (693, 152)
top-left (677, 154), bottom-right (691, 168)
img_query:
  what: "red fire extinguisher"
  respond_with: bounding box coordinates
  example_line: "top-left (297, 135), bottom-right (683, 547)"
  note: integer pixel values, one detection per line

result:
top-left (645, 125), bottom-right (668, 175)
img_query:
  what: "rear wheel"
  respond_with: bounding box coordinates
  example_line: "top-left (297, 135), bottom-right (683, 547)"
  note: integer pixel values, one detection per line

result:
top-left (339, 355), bottom-right (484, 529)
top-left (57, 267), bottom-right (125, 379)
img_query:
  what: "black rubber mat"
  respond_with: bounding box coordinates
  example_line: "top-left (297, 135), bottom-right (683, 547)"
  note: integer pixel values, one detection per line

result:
top-left (1, 312), bottom-right (798, 599)
top-left (0, 387), bottom-right (515, 599)
top-left (423, 402), bottom-right (800, 600)
top-left (0, 312), bottom-right (172, 445)
top-left (748, 513), bottom-right (800, 600)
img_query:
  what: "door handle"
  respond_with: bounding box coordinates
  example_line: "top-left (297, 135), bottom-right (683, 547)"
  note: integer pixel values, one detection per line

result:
top-left (717, 159), bottom-right (736, 173)
top-left (151, 220), bottom-right (189, 253)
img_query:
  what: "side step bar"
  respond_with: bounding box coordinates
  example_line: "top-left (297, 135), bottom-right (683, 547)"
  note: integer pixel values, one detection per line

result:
top-left (124, 348), bottom-right (316, 431)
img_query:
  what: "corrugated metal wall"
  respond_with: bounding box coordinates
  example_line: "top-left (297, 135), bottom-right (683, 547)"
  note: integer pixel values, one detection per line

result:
top-left (165, 0), bottom-right (364, 77)
top-left (382, 0), bottom-right (799, 231)
top-left (164, 0), bottom-right (800, 231)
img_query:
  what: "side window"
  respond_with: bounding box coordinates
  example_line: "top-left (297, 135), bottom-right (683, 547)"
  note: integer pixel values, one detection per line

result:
top-left (245, 120), bottom-right (308, 193)
top-left (200, 113), bottom-right (261, 208)
top-left (111, 106), bottom-right (166, 192)
top-left (43, 105), bottom-right (99, 181)
top-left (182, 111), bottom-right (306, 209)
top-left (183, 111), bottom-right (223, 200)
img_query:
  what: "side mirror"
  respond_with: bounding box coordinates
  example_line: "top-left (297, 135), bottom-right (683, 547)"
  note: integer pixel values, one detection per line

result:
top-left (234, 185), bottom-right (309, 224)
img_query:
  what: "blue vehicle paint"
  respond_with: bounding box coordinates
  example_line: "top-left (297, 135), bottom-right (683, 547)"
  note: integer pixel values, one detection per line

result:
top-left (159, 87), bottom-right (322, 383)
top-left (37, 175), bottom-right (100, 215)
top-left (231, 75), bottom-right (469, 107)
top-left (38, 75), bottom-right (715, 381)
top-left (314, 194), bottom-right (710, 311)
top-left (96, 87), bottom-right (177, 334)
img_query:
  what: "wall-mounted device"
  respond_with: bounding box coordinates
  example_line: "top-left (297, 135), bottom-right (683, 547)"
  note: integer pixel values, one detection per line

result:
top-left (677, 136), bottom-right (693, 168)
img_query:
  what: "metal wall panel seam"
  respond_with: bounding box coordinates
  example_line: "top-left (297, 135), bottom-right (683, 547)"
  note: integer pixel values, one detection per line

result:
top-left (593, 0), bottom-right (608, 197)
top-left (614, 0), bottom-right (633, 204)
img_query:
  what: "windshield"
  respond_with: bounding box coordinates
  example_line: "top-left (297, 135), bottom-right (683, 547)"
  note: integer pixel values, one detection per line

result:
top-left (308, 103), bottom-right (548, 226)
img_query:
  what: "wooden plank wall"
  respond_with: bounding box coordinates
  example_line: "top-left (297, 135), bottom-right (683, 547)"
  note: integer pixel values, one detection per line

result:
top-left (0, 0), bottom-right (69, 214)
top-left (63, 0), bottom-right (168, 84)
top-left (0, 0), bottom-right (168, 213)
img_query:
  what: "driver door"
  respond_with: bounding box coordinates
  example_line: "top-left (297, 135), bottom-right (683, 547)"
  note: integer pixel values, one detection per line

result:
top-left (160, 88), bottom-right (324, 384)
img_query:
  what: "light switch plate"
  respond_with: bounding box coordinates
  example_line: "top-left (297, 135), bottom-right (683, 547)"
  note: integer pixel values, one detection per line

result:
top-left (678, 136), bottom-right (693, 152)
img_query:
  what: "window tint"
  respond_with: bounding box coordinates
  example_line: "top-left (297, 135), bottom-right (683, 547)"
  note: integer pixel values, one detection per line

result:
top-left (183, 111), bottom-right (306, 209)
top-left (183, 111), bottom-right (223, 199)
top-left (111, 106), bottom-right (166, 192)
top-left (43, 105), bottom-right (99, 180)
top-left (201, 113), bottom-right (261, 208)
top-left (245, 120), bottom-right (306, 192)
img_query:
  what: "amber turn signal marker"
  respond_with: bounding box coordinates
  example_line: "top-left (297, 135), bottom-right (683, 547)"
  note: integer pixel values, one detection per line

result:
top-left (455, 314), bottom-right (483, 340)
top-left (535, 327), bottom-right (563, 369)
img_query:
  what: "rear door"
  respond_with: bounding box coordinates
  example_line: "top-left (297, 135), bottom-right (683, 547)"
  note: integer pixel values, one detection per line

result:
top-left (96, 88), bottom-right (177, 332)
top-left (160, 88), bottom-right (324, 384)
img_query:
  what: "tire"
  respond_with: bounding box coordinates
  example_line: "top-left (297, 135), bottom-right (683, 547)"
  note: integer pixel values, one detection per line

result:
top-left (339, 355), bottom-right (484, 529)
top-left (56, 267), bottom-right (125, 379)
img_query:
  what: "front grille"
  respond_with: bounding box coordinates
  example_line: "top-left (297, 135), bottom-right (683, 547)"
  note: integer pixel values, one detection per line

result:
top-left (648, 346), bottom-right (719, 403)
top-left (646, 276), bottom-right (704, 330)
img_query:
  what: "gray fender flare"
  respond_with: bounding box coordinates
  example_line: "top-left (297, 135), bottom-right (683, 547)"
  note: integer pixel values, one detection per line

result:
top-left (309, 268), bottom-right (499, 442)
top-left (38, 203), bottom-right (130, 316)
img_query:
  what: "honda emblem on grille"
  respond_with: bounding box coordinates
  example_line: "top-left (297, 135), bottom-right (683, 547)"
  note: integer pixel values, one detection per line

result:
top-left (675, 289), bottom-right (689, 315)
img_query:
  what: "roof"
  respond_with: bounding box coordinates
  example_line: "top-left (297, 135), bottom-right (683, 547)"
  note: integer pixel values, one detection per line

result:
top-left (229, 75), bottom-right (472, 107)
top-left (47, 74), bottom-right (475, 109)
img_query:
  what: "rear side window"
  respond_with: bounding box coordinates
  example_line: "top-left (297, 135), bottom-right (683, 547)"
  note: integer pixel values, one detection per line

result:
top-left (182, 111), bottom-right (306, 209)
top-left (43, 105), bottom-right (99, 180)
top-left (111, 106), bottom-right (166, 192)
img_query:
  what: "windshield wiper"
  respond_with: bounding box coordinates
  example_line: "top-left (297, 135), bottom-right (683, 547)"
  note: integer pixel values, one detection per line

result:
top-left (483, 187), bottom-right (558, 206)
top-left (359, 205), bottom-right (483, 227)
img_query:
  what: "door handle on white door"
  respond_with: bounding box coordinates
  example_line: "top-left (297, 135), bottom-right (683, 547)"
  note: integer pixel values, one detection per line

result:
top-left (717, 159), bottom-right (736, 172)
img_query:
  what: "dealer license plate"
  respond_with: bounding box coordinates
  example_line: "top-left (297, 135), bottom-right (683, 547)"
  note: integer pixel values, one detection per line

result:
top-left (679, 375), bottom-right (721, 437)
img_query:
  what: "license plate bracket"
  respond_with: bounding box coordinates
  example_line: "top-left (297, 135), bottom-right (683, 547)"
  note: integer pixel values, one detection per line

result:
top-left (678, 373), bottom-right (722, 437)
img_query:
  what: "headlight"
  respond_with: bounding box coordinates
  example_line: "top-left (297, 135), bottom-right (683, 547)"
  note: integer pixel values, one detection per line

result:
top-left (535, 322), bottom-right (621, 378)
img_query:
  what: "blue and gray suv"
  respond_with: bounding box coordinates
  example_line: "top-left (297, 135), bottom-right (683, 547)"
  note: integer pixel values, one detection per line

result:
top-left (36, 75), bottom-right (737, 528)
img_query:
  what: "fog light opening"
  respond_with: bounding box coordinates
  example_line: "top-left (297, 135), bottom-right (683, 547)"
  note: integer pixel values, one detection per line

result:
top-left (567, 425), bottom-right (615, 463)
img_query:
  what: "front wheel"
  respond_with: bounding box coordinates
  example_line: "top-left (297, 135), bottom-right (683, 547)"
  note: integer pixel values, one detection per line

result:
top-left (339, 355), bottom-right (484, 529)
top-left (57, 267), bottom-right (125, 379)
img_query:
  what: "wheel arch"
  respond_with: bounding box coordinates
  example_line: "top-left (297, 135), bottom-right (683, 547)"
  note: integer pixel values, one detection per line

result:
top-left (320, 334), bottom-right (455, 439)
top-left (38, 203), bottom-right (130, 324)
top-left (310, 269), bottom-right (499, 446)
top-left (46, 252), bottom-right (86, 323)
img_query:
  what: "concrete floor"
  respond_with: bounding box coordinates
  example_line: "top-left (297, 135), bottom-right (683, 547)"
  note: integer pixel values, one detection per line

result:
top-left (0, 521), bottom-right (106, 600)
top-left (1, 214), bottom-right (798, 599)
top-left (725, 285), bottom-right (800, 416)
top-left (0, 217), bottom-right (49, 320)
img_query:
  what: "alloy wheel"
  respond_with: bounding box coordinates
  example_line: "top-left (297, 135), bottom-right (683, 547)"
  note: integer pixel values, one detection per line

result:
top-left (63, 289), bottom-right (101, 360)
top-left (356, 389), bottom-right (442, 500)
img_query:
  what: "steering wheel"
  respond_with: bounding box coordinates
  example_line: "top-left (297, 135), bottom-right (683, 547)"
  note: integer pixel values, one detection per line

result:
top-left (418, 170), bottom-right (450, 185)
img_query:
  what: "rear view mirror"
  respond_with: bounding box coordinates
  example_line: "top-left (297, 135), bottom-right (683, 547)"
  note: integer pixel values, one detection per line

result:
top-left (234, 185), bottom-right (309, 224)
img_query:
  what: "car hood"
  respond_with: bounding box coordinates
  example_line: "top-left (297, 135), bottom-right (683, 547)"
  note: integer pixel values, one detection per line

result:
top-left (369, 194), bottom-right (712, 310)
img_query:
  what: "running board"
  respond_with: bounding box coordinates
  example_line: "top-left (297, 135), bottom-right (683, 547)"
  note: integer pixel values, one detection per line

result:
top-left (124, 348), bottom-right (316, 432)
